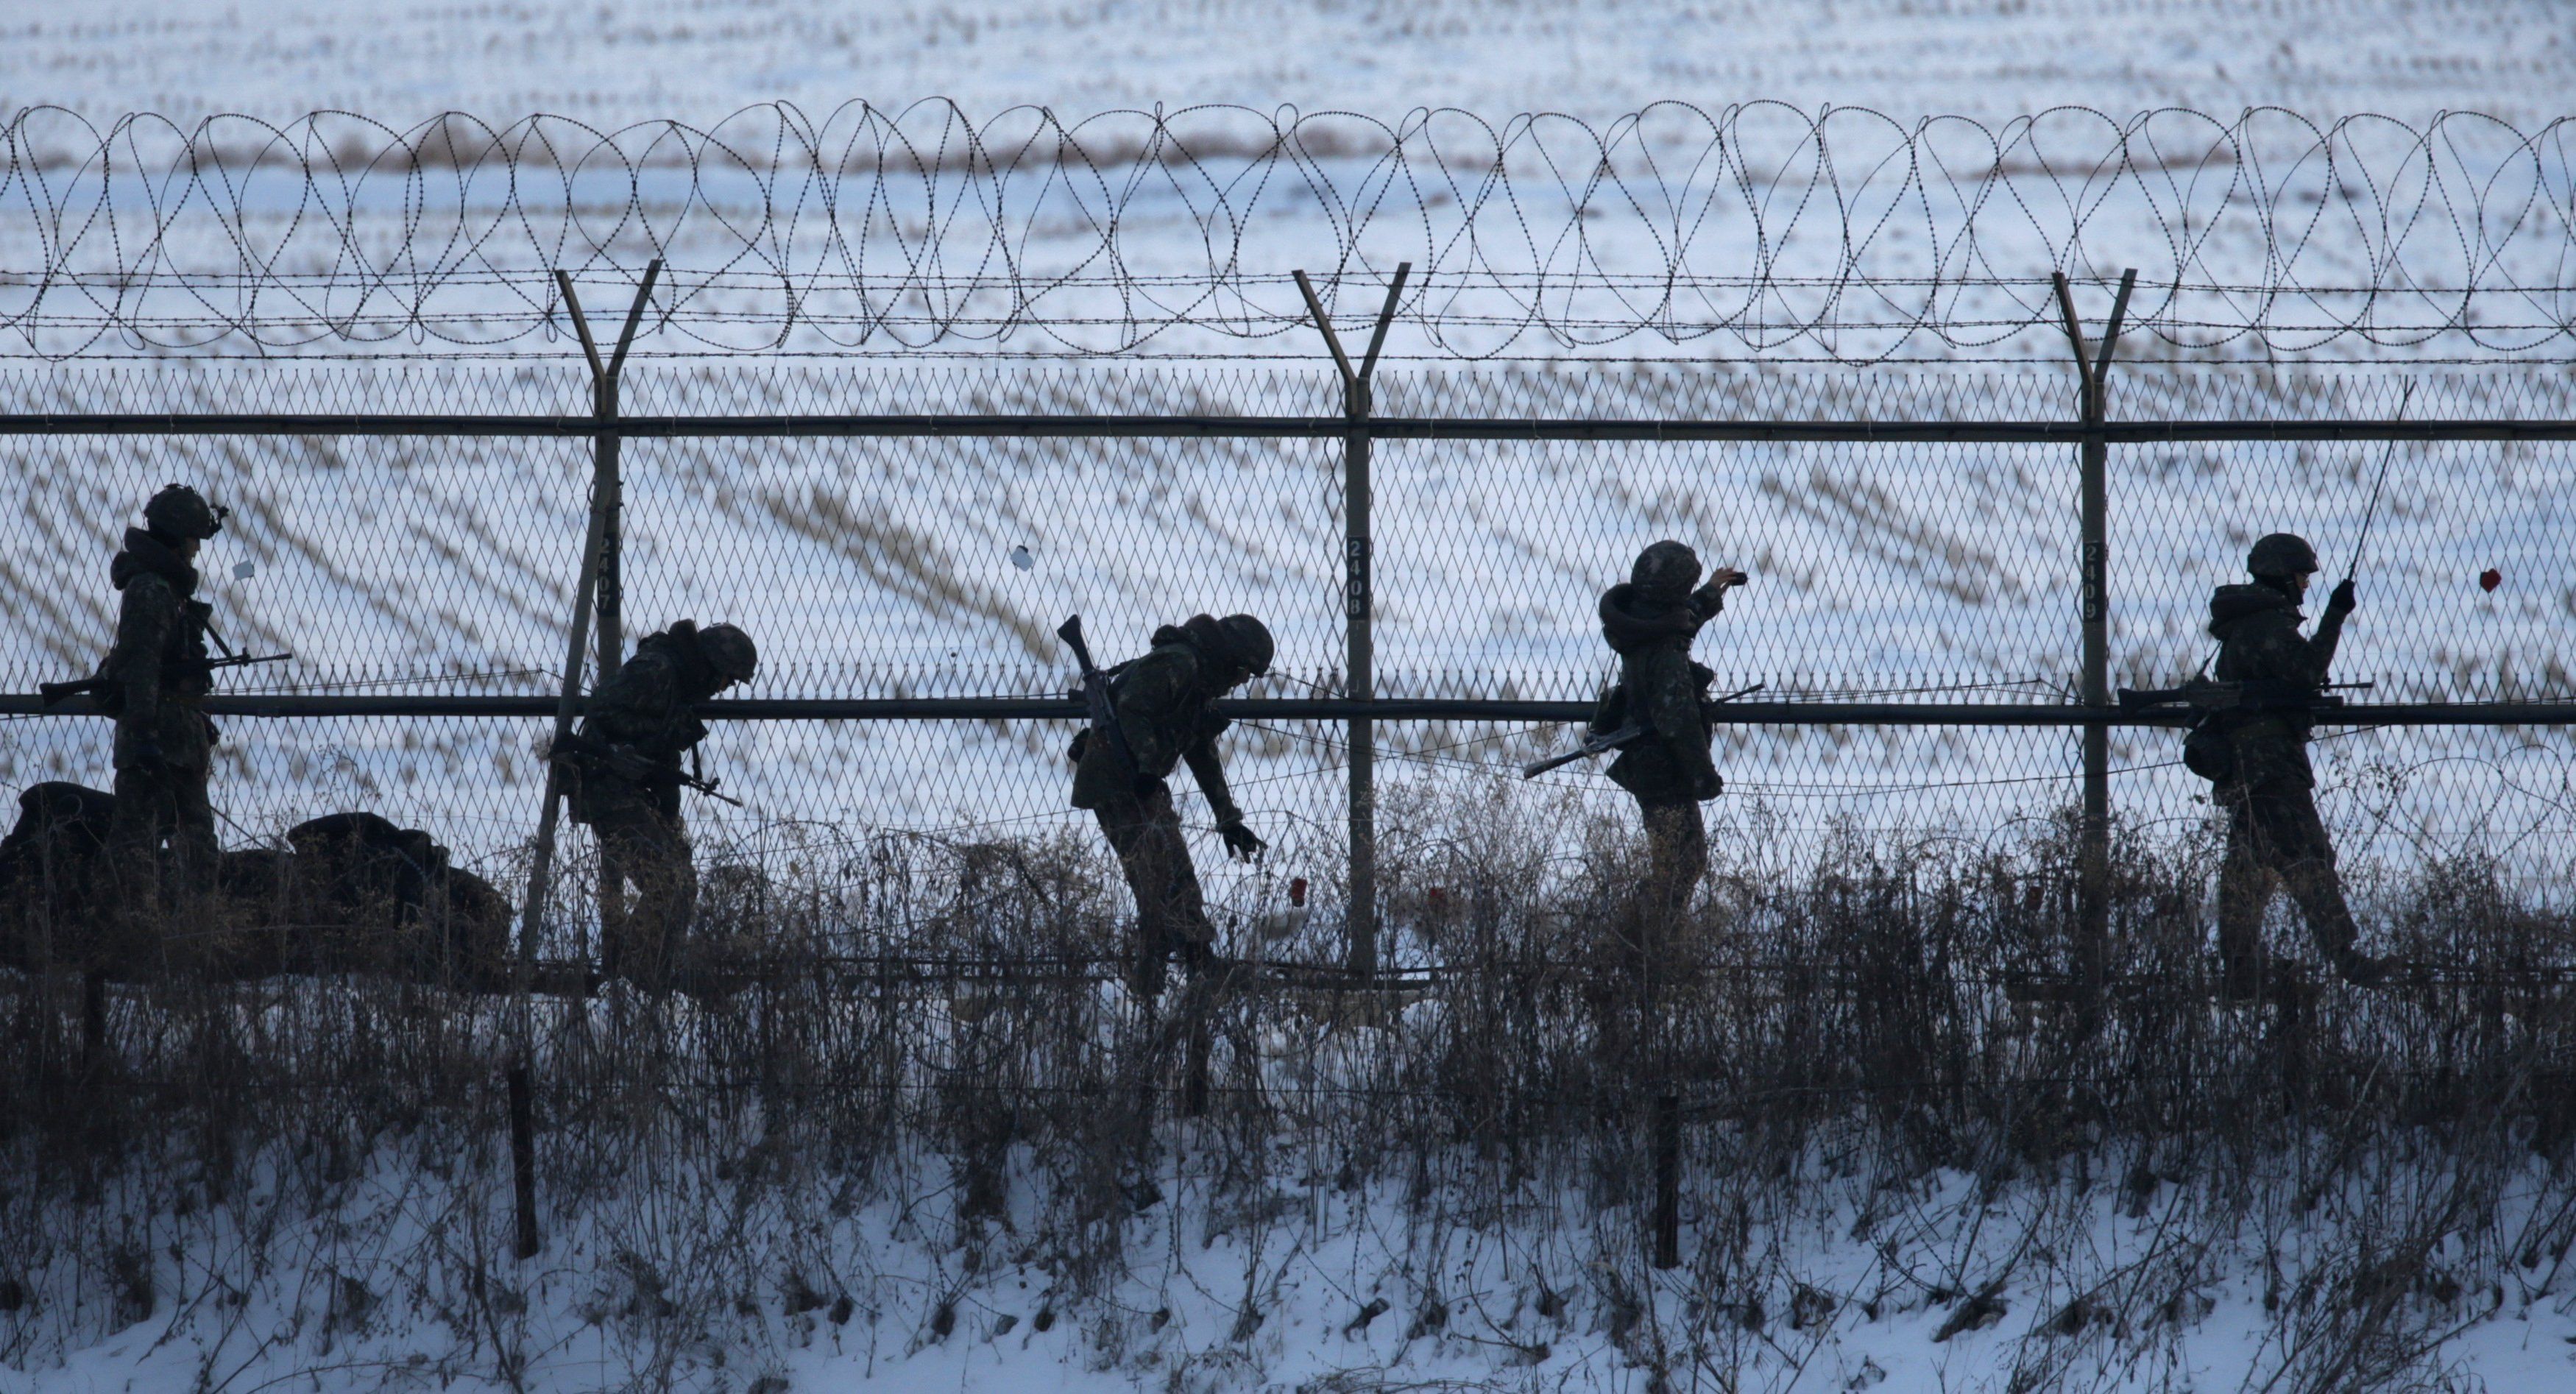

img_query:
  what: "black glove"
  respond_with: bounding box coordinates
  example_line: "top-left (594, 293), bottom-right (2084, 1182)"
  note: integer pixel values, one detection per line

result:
top-left (1690, 761), bottom-right (1724, 802)
top-left (1691, 569), bottom-right (1748, 610)
top-left (2326, 578), bottom-right (2357, 616)
top-left (1217, 817), bottom-right (1267, 862)
top-left (1066, 727), bottom-right (1090, 763)
top-left (1132, 774), bottom-right (1170, 802)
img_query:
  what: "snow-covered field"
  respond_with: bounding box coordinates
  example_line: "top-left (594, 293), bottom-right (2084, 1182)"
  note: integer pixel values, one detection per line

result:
top-left (7, 0), bottom-right (2574, 128)
top-left (6, 3), bottom-right (2576, 1390)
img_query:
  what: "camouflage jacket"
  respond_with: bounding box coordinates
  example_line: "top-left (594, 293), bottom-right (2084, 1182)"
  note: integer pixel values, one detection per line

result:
top-left (101, 528), bottom-right (216, 771)
top-left (1593, 581), bottom-right (1725, 803)
top-left (1068, 628), bottom-right (1241, 821)
top-left (2208, 581), bottom-right (2346, 789)
top-left (573, 629), bottom-right (715, 818)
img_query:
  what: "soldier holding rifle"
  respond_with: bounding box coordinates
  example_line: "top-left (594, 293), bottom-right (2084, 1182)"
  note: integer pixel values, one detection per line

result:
top-left (1062, 612), bottom-right (1273, 997)
top-left (2170, 533), bottom-right (2385, 994)
top-left (2133, 392), bottom-right (2413, 997)
top-left (562, 618), bottom-right (758, 992)
top-left (86, 486), bottom-right (246, 928)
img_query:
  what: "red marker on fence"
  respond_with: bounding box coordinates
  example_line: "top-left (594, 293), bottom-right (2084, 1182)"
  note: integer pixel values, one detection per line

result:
top-left (1288, 877), bottom-right (1309, 907)
top-left (2480, 567), bottom-right (2502, 592)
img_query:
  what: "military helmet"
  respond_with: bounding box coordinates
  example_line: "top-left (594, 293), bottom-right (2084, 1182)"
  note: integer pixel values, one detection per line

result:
top-left (696, 623), bottom-right (759, 684)
top-left (2247, 532), bottom-right (2320, 579)
top-left (144, 484), bottom-right (225, 541)
top-left (1630, 539), bottom-right (1702, 599)
top-left (1215, 614), bottom-right (1274, 677)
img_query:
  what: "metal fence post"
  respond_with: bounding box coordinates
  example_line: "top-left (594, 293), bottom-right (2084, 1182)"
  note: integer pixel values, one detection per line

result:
top-left (506, 1061), bottom-right (540, 1259)
top-left (502, 266), bottom-right (662, 1257)
top-left (582, 261), bottom-right (659, 684)
top-left (2052, 269), bottom-right (2137, 1008)
top-left (1652, 1092), bottom-right (1681, 1269)
top-left (517, 263), bottom-right (661, 974)
top-left (1294, 263), bottom-right (1409, 979)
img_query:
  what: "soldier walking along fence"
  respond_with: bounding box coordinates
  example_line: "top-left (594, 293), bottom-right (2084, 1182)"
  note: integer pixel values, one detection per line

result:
top-left (4, 263), bottom-right (2574, 988)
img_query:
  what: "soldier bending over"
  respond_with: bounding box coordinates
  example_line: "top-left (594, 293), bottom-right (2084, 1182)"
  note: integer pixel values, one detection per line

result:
top-left (1593, 540), bottom-right (1744, 937)
top-left (1068, 613), bottom-right (1273, 996)
top-left (99, 485), bottom-right (230, 935)
top-left (2204, 533), bottom-right (2385, 994)
top-left (567, 619), bottom-right (758, 991)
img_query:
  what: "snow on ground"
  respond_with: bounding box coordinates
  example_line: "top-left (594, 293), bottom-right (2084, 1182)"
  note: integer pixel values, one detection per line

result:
top-left (4, 0), bottom-right (2573, 128)
top-left (18, 1128), bottom-right (2576, 1393)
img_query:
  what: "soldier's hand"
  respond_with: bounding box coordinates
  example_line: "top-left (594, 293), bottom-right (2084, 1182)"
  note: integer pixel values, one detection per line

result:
top-left (1132, 774), bottom-right (1170, 802)
top-left (2327, 578), bottom-right (2357, 615)
top-left (1691, 763), bottom-right (1724, 802)
top-left (1217, 818), bottom-right (1267, 863)
top-left (1692, 569), bottom-right (1749, 609)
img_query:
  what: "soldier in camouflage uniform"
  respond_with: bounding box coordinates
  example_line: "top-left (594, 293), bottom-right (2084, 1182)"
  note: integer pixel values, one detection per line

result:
top-left (1592, 540), bottom-right (1745, 934)
top-left (567, 619), bottom-right (758, 992)
top-left (99, 485), bottom-right (230, 934)
top-left (1069, 612), bottom-right (1273, 997)
top-left (2204, 532), bottom-right (2385, 994)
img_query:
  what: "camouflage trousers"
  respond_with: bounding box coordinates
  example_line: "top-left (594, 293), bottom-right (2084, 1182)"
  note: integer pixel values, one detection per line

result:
top-left (588, 789), bottom-right (696, 993)
top-left (1091, 782), bottom-right (1212, 996)
top-left (1591, 798), bottom-right (1709, 1095)
top-left (2217, 778), bottom-right (2361, 993)
top-left (107, 758), bottom-right (219, 949)
top-left (1635, 797), bottom-right (1708, 947)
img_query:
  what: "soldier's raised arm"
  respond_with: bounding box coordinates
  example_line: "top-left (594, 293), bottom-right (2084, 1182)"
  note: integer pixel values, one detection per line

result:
top-left (2309, 574), bottom-right (2357, 675)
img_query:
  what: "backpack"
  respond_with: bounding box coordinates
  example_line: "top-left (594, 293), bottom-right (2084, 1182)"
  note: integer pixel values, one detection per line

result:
top-left (2173, 644), bottom-right (2234, 783)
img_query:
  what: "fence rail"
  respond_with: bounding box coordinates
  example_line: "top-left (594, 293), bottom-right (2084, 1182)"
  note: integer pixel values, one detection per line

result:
top-left (10, 692), bottom-right (2575, 726)
top-left (9, 412), bottom-right (2576, 442)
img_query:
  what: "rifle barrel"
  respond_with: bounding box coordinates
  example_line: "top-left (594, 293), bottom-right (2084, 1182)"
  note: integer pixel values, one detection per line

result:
top-left (1519, 746), bottom-right (1594, 779)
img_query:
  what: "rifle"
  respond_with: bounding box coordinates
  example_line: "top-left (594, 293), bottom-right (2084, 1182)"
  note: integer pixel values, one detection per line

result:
top-left (2116, 678), bottom-right (2374, 714)
top-left (39, 651), bottom-right (291, 710)
top-left (1521, 682), bottom-right (1765, 778)
top-left (1058, 615), bottom-right (1142, 782)
top-left (548, 730), bottom-right (745, 807)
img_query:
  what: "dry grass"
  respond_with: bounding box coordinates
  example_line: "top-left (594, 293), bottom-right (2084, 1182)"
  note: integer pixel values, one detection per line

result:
top-left (2, 785), bottom-right (2573, 1388)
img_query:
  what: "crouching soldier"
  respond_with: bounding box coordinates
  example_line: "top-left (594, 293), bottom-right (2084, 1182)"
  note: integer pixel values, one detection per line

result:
top-left (1067, 613), bottom-right (1273, 997)
top-left (99, 485), bottom-right (230, 935)
top-left (2204, 533), bottom-right (2385, 994)
top-left (565, 620), bottom-right (758, 992)
top-left (1593, 541), bottom-right (1744, 938)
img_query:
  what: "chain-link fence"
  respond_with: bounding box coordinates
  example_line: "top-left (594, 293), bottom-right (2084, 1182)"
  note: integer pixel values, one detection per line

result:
top-left (2, 352), bottom-right (2570, 968)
